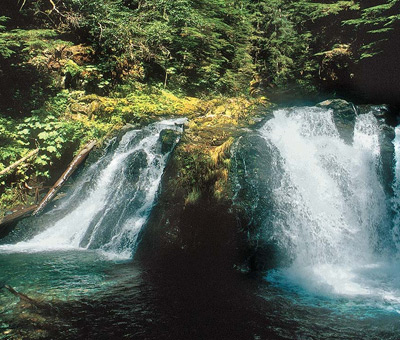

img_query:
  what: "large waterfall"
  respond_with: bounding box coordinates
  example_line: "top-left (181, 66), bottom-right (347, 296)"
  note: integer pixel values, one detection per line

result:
top-left (0, 119), bottom-right (184, 259)
top-left (235, 106), bottom-right (400, 308)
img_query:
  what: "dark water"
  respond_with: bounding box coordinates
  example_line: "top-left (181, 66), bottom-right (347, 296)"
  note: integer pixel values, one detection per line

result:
top-left (1, 250), bottom-right (399, 340)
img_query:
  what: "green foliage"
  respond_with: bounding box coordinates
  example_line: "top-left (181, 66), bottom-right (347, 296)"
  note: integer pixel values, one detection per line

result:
top-left (0, 27), bottom-right (74, 116)
top-left (0, 117), bottom-right (25, 169)
top-left (300, 1), bottom-right (359, 20)
top-left (1, 0), bottom-right (399, 213)
top-left (17, 0), bottom-right (255, 94)
top-left (1, 92), bottom-right (79, 177)
top-left (0, 16), bottom-right (19, 58)
top-left (250, 0), bottom-right (315, 86)
top-left (0, 89), bottom-right (110, 212)
top-left (343, 0), bottom-right (400, 59)
top-left (0, 28), bottom-right (70, 60)
top-left (4, 0), bottom-right (399, 96)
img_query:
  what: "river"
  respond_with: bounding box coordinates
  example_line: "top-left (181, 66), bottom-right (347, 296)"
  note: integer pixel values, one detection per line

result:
top-left (0, 106), bottom-right (399, 339)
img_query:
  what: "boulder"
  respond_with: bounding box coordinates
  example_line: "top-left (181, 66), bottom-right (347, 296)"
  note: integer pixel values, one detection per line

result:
top-left (317, 99), bottom-right (356, 119)
top-left (317, 99), bottom-right (357, 143)
top-left (70, 102), bottom-right (90, 115)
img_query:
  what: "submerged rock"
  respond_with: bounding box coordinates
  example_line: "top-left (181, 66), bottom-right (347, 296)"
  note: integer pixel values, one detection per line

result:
top-left (124, 150), bottom-right (148, 183)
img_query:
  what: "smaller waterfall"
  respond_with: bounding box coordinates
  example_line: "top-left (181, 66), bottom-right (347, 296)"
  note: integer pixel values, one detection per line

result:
top-left (0, 119), bottom-right (185, 259)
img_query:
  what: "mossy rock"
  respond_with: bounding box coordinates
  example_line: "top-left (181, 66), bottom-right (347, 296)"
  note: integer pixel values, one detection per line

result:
top-left (317, 99), bottom-right (356, 120)
top-left (160, 129), bottom-right (180, 155)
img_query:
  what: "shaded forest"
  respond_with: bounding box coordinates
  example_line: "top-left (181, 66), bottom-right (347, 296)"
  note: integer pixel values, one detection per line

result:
top-left (2, 0), bottom-right (399, 100)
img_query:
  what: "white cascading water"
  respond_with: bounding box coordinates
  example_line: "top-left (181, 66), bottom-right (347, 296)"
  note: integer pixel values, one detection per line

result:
top-left (0, 119), bottom-right (185, 260)
top-left (261, 107), bottom-right (400, 308)
top-left (392, 126), bottom-right (400, 251)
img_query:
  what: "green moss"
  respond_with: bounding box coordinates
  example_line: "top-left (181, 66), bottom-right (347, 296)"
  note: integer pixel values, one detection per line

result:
top-left (185, 188), bottom-right (202, 205)
top-left (171, 97), bottom-right (270, 205)
top-left (0, 29), bottom-right (73, 56)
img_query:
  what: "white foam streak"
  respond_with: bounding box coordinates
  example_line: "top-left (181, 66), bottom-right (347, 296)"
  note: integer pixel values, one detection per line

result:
top-left (392, 126), bottom-right (400, 251)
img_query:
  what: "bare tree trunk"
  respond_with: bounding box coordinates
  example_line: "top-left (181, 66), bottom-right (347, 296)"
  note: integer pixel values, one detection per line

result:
top-left (33, 141), bottom-right (96, 216)
top-left (164, 70), bottom-right (168, 88)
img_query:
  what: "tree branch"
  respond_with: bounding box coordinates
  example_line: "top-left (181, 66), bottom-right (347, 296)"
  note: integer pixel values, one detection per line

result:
top-left (0, 149), bottom-right (39, 178)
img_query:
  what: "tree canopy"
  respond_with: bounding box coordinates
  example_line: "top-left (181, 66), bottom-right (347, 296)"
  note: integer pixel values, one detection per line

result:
top-left (0, 0), bottom-right (399, 100)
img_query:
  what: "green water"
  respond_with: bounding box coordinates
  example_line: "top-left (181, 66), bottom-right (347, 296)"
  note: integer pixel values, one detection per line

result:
top-left (0, 251), bottom-right (117, 339)
top-left (1, 250), bottom-right (400, 339)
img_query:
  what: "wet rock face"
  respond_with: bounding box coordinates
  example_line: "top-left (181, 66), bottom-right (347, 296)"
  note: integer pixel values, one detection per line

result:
top-left (136, 149), bottom-right (247, 271)
top-left (317, 98), bottom-right (356, 117)
top-left (124, 150), bottom-right (148, 183)
top-left (138, 130), bottom-right (291, 273)
top-left (379, 124), bottom-right (396, 198)
top-left (317, 99), bottom-right (357, 143)
top-left (159, 129), bottom-right (180, 155)
top-left (230, 134), bottom-right (288, 271)
top-left (365, 105), bottom-right (396, 196)
top-left (350, 104), bottom-right (396, 196)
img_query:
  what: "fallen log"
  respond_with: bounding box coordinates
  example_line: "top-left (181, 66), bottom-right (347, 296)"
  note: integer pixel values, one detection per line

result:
top-left (4, 284), bottom-right (52, 310)
top-left (0, 205), bottom-right (38, 227)
top-left (0, 149), bottom-right (39, 177)
top-left (4, 285), bottom-right (39, 306)
top-left (33, 140), bottom-right (97, 216)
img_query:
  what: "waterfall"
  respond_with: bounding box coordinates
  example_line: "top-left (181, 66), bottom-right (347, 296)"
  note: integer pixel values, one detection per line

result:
top-left (392, 126), bottom-right (400, 251)
top-left (0, 119), bottom-right (185, 260)
top-left (261, 108), bottom-right (387, 266)
top-left (238, 106), bottom-right (400, 304)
